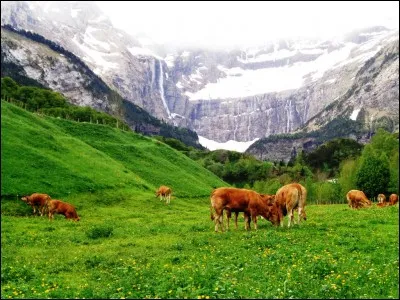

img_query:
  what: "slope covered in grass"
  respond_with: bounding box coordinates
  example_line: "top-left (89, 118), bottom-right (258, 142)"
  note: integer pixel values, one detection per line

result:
top-left (1, 100), bottom-right (226, 199)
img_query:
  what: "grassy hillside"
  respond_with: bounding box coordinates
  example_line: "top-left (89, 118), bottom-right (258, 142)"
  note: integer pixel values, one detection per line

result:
top-left (1, 100), bottom-right (226, 199)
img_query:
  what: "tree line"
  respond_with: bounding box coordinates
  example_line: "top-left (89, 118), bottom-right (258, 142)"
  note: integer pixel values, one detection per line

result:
top-left (1, 77), bottom-right (130, 130)
top-left (159, 128), bottom-right (398, 205)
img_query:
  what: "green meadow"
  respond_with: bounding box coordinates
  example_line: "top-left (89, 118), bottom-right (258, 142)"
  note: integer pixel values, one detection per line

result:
top-left (1, 101), bottom-right (399, 299)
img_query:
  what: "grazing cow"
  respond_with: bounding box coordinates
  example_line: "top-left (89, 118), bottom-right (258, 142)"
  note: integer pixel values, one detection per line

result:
top-left (377, 194), bottom-right (386, 204)
top-left (210, 187), bottom-right (282, 232)
top-left (275, 183), bottom-right (307, 227)
top-left (377, 194), bottom-right (389, 207)
top-left (389, 194), bottom-right (398, 206)
top-left (155, 185), bottom-right (172, 204)
top-left (21, 193), bottom-right (51, 216)
top-left (346, 190), bottom-right (372, 209)
top-left (47, 200), bottom-right (80, 221)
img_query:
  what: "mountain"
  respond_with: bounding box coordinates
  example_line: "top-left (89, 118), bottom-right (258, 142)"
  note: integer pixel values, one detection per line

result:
top-left (1, 1), bottom-right (173, 121)
top-left (1, 1), bottom-right (399, 154)
top-left (246, 39), bottom-right (399, 162)
top-left (166, 29), bottom-right (399, 145)
top-left (0, 26), bottom-right (203, 148)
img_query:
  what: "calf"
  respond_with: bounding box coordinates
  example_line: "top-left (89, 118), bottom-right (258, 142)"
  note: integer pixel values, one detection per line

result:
top-left (47, 200), bottom-right (80, 221)
top-left (389, 194), bottom-right (398, 206)
top-left (155, 185), bottom-right (172, 204)
top-left (226, 194), bottom-right (276, 229)
top-left (210, 187), bottom-right (281, 232)
top-left (346, 190), bottom-right (372, 209)
top-left (275, 183), bottom-right (307, 227)
top-left (21, 193), bottom-right (51, 216)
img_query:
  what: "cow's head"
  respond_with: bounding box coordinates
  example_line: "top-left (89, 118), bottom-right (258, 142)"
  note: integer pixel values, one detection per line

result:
top-left (261, 194), bottom-right (275, 204)
top-left (300, 210), bottom-right (307, 221)
top-left (265, 203), bottom-right (282, 226)
top-left (21, 196), bottom-right (29, 203)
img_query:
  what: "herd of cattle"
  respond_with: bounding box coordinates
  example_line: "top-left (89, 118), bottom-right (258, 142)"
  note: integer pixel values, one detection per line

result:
top-left (208, 184), bottom-right (398, 232)
top-left (20, 184), bottom-right (398, 230)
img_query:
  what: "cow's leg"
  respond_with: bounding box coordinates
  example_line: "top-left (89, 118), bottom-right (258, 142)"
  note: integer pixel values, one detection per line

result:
top-left (298, 207), bottom-right (305, 223)
top-left (39, 205), bottom-right (44, 216)
top-left (226, 210), bottom-right (231, 230)
top-left (288, 208), bottom-right (294, 227)
top-left (234, 212), bottom-right (239, 229)
top-left (252, 213), bottom-right (258, 230)
top-left (218, 213), bottom-right (224, 232)
top-left (244, 212), bottom-right (251, 230)
top-left (214, 209), bottom-right (222, 232)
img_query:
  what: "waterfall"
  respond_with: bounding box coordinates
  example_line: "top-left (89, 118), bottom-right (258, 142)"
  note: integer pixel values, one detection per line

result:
top-left (285, 99), bottom-right (292, 133)
top-left (158, 60), bottom-right (171, 119)
top-left (151, 59), bottom-right (155, 87)
top-left (247, 114), bottom-right (251, 141)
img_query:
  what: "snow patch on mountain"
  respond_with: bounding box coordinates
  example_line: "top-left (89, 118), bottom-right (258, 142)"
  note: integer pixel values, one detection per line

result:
top-left (184, 37), bottom-right (387, 100)
top-left (350, 109), bottom-right (361, 121)
top-left (72, 35), bottom-right (118, 74)
top-left (198, 136), bottom-right (259, 152)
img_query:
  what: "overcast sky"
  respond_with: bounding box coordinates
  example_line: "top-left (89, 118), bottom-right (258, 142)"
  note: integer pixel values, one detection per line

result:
top-left (96, 1), bottom-right (399, 49)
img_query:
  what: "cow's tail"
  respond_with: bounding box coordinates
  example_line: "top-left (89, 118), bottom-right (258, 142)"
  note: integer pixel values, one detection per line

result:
top-left (210, 188), bottom-right (217, 221)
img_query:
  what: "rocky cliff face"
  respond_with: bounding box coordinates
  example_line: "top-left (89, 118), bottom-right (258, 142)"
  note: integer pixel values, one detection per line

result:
top-left (167, 29), bottom-right (398, 143)
top-left (1, 27), bottom-right (110, 111)
top-left (1, 1), bottom-right (173, 121)
top-left (245, 39), bottom-right (399, 162)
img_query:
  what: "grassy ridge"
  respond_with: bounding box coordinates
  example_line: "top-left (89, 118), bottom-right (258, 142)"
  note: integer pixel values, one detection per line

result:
top-left (1, 100), bottom-right (226, 199)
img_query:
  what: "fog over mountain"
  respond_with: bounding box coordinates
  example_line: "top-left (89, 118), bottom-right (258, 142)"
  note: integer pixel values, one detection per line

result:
top-left (96, 1), bottom-right (399, 50)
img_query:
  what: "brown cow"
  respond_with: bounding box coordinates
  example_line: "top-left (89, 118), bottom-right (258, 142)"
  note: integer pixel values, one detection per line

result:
top-left (47, 200), bottom-right (80, 221)
top-left (389, 193), bottom-right (398, 206)
top-left (210, 187), bottom-right (282, 232)
top-left (21, 193), bottom-right (51, 216)
top-left (275, 183), bottom-right (307, 227)
top-left (155, 185), bottom-right (172, 204)
top-left (346, 190), bottom-right (372, 209)
top-left (225, 194), bottom-right (276, 229)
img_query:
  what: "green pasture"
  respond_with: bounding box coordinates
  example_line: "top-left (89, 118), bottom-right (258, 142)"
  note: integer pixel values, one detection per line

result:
top-left (1, 194), bottom-right (399, 299)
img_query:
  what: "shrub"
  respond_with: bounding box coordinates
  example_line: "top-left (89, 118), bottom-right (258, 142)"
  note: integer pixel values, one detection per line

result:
top-left (86, 225), bottom-right (114, 239)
